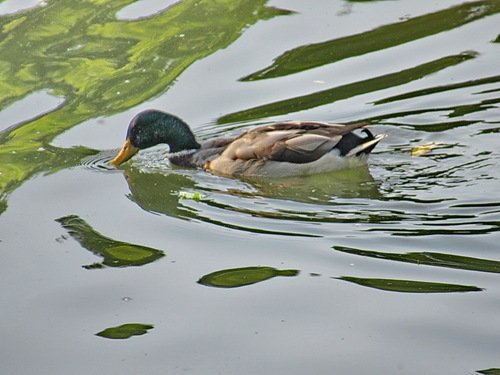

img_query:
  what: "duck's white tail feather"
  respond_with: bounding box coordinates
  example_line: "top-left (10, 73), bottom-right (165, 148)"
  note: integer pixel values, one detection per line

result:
top-left (346, 134), bottom-right (387, 157)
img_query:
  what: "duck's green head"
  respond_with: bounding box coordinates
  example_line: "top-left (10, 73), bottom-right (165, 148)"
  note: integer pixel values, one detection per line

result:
top-left (110, 110), bottom-right (201, 166)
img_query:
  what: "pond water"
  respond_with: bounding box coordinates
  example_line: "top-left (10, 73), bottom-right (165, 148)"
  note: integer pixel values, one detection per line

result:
top-left (1, 0), bottom-right (499, 374)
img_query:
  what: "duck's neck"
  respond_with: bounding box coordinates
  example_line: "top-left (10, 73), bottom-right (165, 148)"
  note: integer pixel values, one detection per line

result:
top-left (131, 112), bottom-right (201, 153)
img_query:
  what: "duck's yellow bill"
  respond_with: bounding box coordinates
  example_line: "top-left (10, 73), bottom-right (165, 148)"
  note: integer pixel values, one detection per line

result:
top-left (110, 139), bottom-right (139, 166)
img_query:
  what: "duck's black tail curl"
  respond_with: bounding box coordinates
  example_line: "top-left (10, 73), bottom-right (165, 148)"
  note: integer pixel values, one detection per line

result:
top-left (358, 128), bottom-right (379, 155)
top-left (336, 127), bottom-right (381, 156)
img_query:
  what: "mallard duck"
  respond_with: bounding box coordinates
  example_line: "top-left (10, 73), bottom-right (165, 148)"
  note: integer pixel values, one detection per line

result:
top-left (110, 109), bottom-right (385, 177)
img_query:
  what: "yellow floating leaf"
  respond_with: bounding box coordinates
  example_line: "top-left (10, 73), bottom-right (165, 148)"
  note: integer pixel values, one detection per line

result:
top-left (411, 142), bottom-right (441, 157)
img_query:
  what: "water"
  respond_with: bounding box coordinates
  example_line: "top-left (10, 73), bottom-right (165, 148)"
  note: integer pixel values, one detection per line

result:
top-left (1, 1), bottom-right (499, 374)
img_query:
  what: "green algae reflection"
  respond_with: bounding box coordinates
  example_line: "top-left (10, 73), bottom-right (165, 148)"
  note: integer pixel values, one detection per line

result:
top-left (0, 0), bottom-right (291, 212)
top-left (95, 323), bottom-right (154, 339)
top-left (333, 245), bottom-right (500, 274)
top-left (56, 215), bottom-right (164, 269)
top-left (241, 0), bottom-right (500, 81)
top-left (477, 369), bottom-right (500, 375)
top-left (338, 276), bottom-right (482, 293)
top-left (198, 266), bottom-right (299, 288)
top-left (219, 52), bottom-right (477, 124)
top-left (219, 0), bottom-right (500, 124)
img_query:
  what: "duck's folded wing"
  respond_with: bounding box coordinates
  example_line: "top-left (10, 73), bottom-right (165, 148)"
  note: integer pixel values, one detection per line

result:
top-left (228, 122), bottom-right (365, 164)
top-left (267, 133), bottom-right (341, 163)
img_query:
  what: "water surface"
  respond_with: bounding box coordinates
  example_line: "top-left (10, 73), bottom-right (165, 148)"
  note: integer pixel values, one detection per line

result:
top-left (1, 1), bottom-right (499, 374)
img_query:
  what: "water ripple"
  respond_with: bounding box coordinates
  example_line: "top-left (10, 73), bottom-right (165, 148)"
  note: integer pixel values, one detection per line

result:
top-left (80, 150), bottom-right (118, 171)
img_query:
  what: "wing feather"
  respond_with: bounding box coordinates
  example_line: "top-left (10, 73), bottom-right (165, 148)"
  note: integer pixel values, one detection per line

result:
top-left (218, 121), bottom-right (368, 164)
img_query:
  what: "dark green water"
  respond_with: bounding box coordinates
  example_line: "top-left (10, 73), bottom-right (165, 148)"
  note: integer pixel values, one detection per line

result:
top-left (1, 1), bottom-right (499, 374)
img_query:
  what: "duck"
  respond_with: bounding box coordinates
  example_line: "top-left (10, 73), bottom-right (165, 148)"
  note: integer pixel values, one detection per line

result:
top-left (110, 109), bottom-right (385, 177)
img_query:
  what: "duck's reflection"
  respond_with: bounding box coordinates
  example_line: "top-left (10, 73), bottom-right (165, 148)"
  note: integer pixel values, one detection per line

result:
top-left (121, 165), bottom-right (382, 236)
top-left (244, 166), bottom-right (381, 201)
top-left (56, 215), bottom-right (165, 269)
top-left (123, 167), bottom-right (197, 217)
top-left (123, 164), bottom-right (381, 212)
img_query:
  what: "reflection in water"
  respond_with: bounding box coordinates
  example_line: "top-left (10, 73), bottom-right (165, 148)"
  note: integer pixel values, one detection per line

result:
top-left (80, 150), bottom-right (118, 172)
top-left (368, 218), bottom-right (500, 237)
top-left (220, 52), bottom-right (477, 123)
top-left (95, 323), bottom-right (154, 340)
top-left (240, 1), bottom-right (499, 81)
top-left (334, 246), bottom-right (500, 273)
top-left (198, 266), bottom-right (299, 288)
top-left (242, 166), bottom-right (381, 201)
top-left (1, 0), bottom-right (498, 372)
top-left (124, 168), bottom-right (198, 217)
top-left (56, 215), bottom-right (164, 269)
top-left (362, 97), bottom-right (500, 128)
top-left (198, 265), bottom-right (483, 293)
top-left (0, 0), bottom-right (292, 205)
top-left (126, 159), bottom-right (380, 202)
top-left (373, 75), bottom-right (500, 106)
top-left (122, 165), bottom-right (381, 236)
top-left (119, 137), bottom-right (499, 240)
top-left (476, 369), bottom-right (500, 375)
top-left (337, 276), bottom-right (482, 293)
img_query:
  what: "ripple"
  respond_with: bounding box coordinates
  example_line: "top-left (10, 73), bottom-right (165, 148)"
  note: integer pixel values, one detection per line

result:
top-left (121, 166), bottom-right (386, 237)
top-left (80, 150), bottom-right (119, 171)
